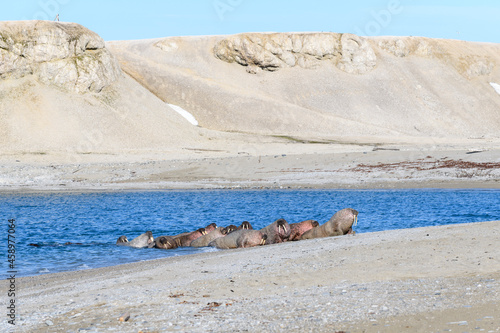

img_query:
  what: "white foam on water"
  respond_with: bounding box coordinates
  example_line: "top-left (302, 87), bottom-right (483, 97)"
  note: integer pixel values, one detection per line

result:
top-left (199, 246), bottom-right (221, 253)
top-left (490, 82), bottom-right (500, 95)
top-left (168, 104), bottom-right (199, 126)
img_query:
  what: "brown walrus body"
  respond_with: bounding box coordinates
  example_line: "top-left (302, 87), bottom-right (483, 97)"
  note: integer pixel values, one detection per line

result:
top-left (172, 228), bottom-right (207, 247)
top-left (259, 218), bottom-right (291, 244)
top-left (116, 231), bottom-right (154, 248)
top-left (152, 235), bottom-right (178, 249)
top-left (208, 230), bottom-right (267, 249)
top-left (170, 223), bottom-right (217, 247)
top-left (203, 223), bottom-right (218, 234)
top-left (190, 227), bottom-right (227, 247)
top-left (288, 220), bottom-right (319, 241)
top-left (300, 208), bottom-right (358, 240)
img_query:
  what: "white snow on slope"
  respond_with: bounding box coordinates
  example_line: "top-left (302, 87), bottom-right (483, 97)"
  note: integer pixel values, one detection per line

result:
top-left (168, 104), bottom-right (199, 126)
top-left (490, 82), bottom-right (500, 96)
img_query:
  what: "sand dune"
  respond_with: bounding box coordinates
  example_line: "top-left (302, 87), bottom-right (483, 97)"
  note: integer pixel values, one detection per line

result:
top-left (107, 33), bottom-right (500, 142)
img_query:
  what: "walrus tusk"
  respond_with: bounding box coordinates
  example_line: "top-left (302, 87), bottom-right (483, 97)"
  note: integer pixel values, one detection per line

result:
top-left (354, 215), bottom-right (358, 226)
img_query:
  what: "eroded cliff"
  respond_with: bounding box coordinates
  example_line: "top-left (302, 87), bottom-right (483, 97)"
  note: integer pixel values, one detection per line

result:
top-left (212, 32), bottom-right (376, 74)
top-left (0, 21), bottom-right (121, 93)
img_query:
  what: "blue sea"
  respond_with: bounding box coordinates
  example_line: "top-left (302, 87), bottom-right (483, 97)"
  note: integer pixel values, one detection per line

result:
top-left (1, 189), bottom-right (499, 278)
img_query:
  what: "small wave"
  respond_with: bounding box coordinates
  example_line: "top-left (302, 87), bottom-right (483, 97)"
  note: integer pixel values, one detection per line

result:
top-left (76, 264), bottom-right (90, 270)
top-left (38, 268), bottom-right (50, 273)
top-left (199, 247), bottom-right (221, 253)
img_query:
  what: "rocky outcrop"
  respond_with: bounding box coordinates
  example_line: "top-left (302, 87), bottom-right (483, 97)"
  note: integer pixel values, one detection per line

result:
top-left (376, 37), bottom-right (496, 79)
top-left (213, 32), bottom-right (376, 74)
top-left (0, 20), bottom-right (121, 93)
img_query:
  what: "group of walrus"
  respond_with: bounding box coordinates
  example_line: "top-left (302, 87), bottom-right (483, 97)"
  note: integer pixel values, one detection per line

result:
top-left (116, 208), bottom-right (358, 250)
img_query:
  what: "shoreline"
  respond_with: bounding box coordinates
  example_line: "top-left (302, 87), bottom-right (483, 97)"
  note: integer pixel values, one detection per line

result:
top-left (1, 182), bottom-right (499, 195)
top-left (1, 147), bottom-right (499, 192)
top-left (7, 221), bottom-right (500, 332)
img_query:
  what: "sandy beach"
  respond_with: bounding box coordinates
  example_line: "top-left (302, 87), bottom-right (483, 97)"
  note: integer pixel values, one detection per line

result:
top-left (1, 144), bottom-right (500, 192)
top-left (4, 220), bottom-right (499, 332)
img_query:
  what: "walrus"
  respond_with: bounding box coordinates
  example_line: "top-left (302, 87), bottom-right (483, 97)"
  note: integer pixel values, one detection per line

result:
top-left (208, 230), bottom-right (267, 249)
top-left (151, 235), bottom-right (178, 250)
top-left (238, 221), bottom-right (253, 230)
top-left (190, 227), bottom-right (228, 248)
top-left (172, 228), bottom-right (207, 247)
top-left (223, 221), bottom-right (252, 234)
top-left (223, 225), bottom-right (238, 234)
top-left (259, 218), bottom-right (291, 244)
top-left (300, 208), bottom-right (358, 240)
top-left (116, 236), bottom-right (128, 244)
top-left (116, 231), bottom-right (154, 248)
top-left (288, 220), bottom-right (320, 241)
top-left (203, 223), bottom-right (218, 234)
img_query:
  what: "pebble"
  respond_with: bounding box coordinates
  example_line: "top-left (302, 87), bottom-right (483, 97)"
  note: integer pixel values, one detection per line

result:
top-left (45, 320), bottom-right (54, 326)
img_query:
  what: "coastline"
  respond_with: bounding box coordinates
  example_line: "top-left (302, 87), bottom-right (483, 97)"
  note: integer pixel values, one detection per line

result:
top-left (1, 147), bottom-right (499, 192)
top-left (6, 221), bottom-right (500, 332)
top-left (2, 22), bottom-right (500, 333)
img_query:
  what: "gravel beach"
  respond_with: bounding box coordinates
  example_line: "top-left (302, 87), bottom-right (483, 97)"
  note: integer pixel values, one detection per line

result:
top-left (5, 220), bottom-right (499, 332)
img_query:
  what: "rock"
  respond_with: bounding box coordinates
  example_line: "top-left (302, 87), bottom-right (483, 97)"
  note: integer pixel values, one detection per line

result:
top-left (118, 311), bottom-right (130, 322)
top-left (337, 33), bottom-right (377, 74)
top-left (378, 38), bottom-right (410, 57)
top-left (375, 37), bottom-right (495, 78)
top-left (464, 57), bottom-right (494, 77)
top-left (213, 32), bottom-right (376, 74)
top-left (0, 20), bottom-right (121, 93)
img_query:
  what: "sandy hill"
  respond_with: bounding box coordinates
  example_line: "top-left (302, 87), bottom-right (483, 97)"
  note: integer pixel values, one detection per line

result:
top-left (1, 21), bottom-right (500, 161)
top-left (0, 21), bottom-right (238, 158)
top-left (107, 33), bottom-right (500, 143)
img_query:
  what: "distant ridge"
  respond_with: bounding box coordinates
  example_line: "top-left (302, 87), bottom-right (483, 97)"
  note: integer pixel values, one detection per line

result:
top-left (1, 21), bottom-right (500, 157)
top-left (108, 32), bottom-right (500, 141)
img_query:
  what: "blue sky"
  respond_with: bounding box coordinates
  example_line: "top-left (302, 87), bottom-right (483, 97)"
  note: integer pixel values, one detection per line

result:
top-left (1, 0), bottom-right (499, 43)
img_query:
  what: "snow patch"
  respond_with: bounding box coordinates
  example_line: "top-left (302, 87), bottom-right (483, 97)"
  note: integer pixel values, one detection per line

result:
top-left (168, 104), bottom-right (199, 126)
top-left (490, 82), bottom-right (500, 96)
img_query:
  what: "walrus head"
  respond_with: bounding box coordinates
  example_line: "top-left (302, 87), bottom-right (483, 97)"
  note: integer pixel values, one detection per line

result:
top-left (239, 221), bottom-right (253, 230)
top-left (348, 209), bottom-right (359, 226)
top-left (116, 236), bottom-right (128, 244)
top-left (311, 220), bottom-right (320, 228)
top-left (260, 234), bottom-right (267, 245)
top-left (223, 225), bottom-right (237, 234)
top-left (157, 236), bottom-right (176, 249)
top-left (198, 228), bottom-right (207, 236)
top-left (146, 231), bottom-right (154, 245)
top-left (276, 219), bottom-right (291, 238)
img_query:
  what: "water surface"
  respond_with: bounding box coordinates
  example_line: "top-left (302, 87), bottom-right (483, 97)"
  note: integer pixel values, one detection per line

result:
top-left (1, 189), bottom-right (499, 278)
